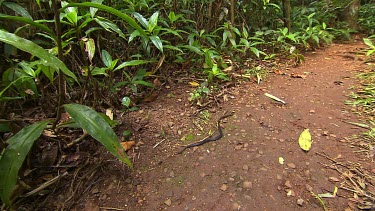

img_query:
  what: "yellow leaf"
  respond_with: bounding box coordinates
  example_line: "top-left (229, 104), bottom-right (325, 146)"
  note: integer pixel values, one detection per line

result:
top-left (189, 81), bottom-right (200, 87)
top-left (298, 129), bottom-right (312, 151)
top-left (278, 157), bottom-right (284, 164)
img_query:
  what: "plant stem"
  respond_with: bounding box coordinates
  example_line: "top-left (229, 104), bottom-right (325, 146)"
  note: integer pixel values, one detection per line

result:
top-left (52, 0), bottom-right (65, 130)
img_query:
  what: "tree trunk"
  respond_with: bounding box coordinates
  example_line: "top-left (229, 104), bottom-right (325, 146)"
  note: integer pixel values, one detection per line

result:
top-left (282, 0), bottom-right (291, 31)
top-left (339, 0), bottom-right (360, 30)
top-left (230, 0), bottom-right (235, 25)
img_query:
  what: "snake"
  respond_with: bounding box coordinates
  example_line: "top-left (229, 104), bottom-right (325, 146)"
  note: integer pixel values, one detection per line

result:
top-left (177, 111), bottom-right (234, 154)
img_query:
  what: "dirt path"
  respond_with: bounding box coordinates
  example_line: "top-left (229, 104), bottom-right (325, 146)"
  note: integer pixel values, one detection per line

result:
top-left (81, 42), bottom-right (373, 211)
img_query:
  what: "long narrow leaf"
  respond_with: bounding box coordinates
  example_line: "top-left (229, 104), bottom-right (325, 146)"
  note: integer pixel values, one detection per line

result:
top-left (115, 60), bottom-right (153, 70)
top-left (0, 14), bottom-right (53, 35)
top-left (63, 104), bottom-right (132, 168)
top-left (3, 2), bottom-right (33, 20)
top-left (0, 120), bottom-right (50, 206)
top-left (62, 2), bottom-right (146, 36)
top-left (0, 30), bottom-right (77, 82)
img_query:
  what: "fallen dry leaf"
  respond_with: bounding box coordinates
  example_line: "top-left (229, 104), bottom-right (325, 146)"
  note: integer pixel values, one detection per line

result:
top-left (142, 93), bottom-right (159, 103)
top-left (290, 73), bottom-right (307, 79)
top-left (121, 141), bottom-right (136, 151)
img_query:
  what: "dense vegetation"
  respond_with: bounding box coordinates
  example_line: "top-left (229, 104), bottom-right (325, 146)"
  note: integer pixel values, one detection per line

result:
top-left (0, 0), bottom-right (374, 209)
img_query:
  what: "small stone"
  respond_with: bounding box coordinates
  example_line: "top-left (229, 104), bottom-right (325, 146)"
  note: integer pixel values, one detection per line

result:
top-left (279, 139), bottom-right (285, 142)
top-left (309, 109), bottom-right (315, 113)
top-left (258, 150), bottom-right (263, 155)
top-left (200, 172), bottom-right (206, 178)
top-left (276, 174), bottom-right (282, 180)
top-left (297, 198), bottom-right (304, 206)
top-left (244, 143), bottom-right (249, 148)
top-left (232, 202), bottom-right (241, 210)
top-left (168, 122), bottom-right (174, 127)
top-left (286, 189), bottom-right (296, 197)
top-left (287, 163), bottom-right (296, 169)
top-left (235, 145), bottom-right (243, 150)
top-left (329, 134), bottom-right (337, 138)
top-left (220, 184), bottom-right (228, 191)
top-left (305, 184), bottom-right (313, 191)
top-left (164, 199), bottom-right (172, 206)
top-left (169, 171), bottom-right (175, 177)
top-left (243, 181), bottom-right (253, 189)
top-left (198, 156), bottom-right (205, 161)
top-left (229, 177), bottom-right (235, 182)
top-left (243, 165), bottom-right (249, 171)
top-left (284, 180), bottom-right (292, 188)
top-left (91, 187), bottom-right (100, 194)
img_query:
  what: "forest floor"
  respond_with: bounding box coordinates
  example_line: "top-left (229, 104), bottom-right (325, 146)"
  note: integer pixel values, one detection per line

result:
top-left (67, 41), bottom-right (375, 211)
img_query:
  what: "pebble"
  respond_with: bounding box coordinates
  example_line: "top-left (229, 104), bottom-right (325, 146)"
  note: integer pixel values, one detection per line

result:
top-left (232, 202), bottom-right (241, 210)
top-left (229, 177), bottom-right (235, 182)
top-left (243, 165), bottom-right (249, 171)
top-left (284, 180), bottom-right (292, 188)
top-left (235, 145), bottom-right (243, 150)
top-left (286, 189), bottom-right (296, 197)
top-left (287, 163), bottom-right (296, 169)
top-left (243, 181), bottom-right (253, 189)
top-left (169, 171), bottom-right (175, 177)
top-left (276, 174), bottom-right (282, 180)
top-left (200, 172), bottom-right (206, 178)
top-left (297, 198), bottom-right (304, 206)
top-left (164, 199), bottom-right (172, 206)
top-left (220, 184), bottom-right (228, 191)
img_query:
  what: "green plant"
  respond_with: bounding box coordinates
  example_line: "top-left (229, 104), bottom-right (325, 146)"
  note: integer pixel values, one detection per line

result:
top-left (359, 3), bottom-right (375, 34)
top-left (363, 37), bottom-right (375, 56)
top-left (0, 104), bottom-right (132, 207)
top-left (189, 82), bottom-right (210, 106)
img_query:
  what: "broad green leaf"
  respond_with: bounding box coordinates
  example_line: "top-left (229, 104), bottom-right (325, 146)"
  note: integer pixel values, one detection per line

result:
top-left (63, 104), bottom-right (132, 168)
top-left (150, 35), bottom-right (163, 53)
top-left (101, 50), bottom-right (112, 68)
top-left (168, 11), bottom-right (176, 22)
top-left (148, 11), bottom-right (159, 32)
top-left (19, 61), bottom-right (36, 77)
top-left (115, 60), bottom-right (152, 71)
top-left (133, 12), bottom-right (148, 29)
top-left (62, 2), bottom-right (146, 36)
top-left (363, 38), bottom-right (375, 48)
top-left (180, 45), bottom-right (203, 55)
top-left (298, 129), bottom-right (312, 151)
top-left (95, 17), bottom-right (125, 38)
top-left (0, 30), bottom-right (77, 82)
top-left (121, 96), bottom-right (131, 107)
top-left (90, 0), bottom-right (103, 17)
top-left (0, 120), bottom-right (50, 206)
top-left (133, 80), bottom-right (155, 88)
top-left (3, 2), bottom-right (33, 20)
top-left (62, 1), bottom-right (78, 25)
top-left (250, 47), bottom-right (260, 58)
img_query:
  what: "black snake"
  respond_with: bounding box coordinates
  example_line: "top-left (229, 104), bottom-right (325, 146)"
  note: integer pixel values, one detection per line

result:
top-left (177, 111), bottom-right (234, 154)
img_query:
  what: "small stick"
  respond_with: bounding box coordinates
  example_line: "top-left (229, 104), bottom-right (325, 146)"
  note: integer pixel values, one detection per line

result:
top-left (23, 171), bottom-right (68, 197)
top-left (153, 139), bottom-right (166, 149)
top-left (99, 207), bottom-right (125, 211)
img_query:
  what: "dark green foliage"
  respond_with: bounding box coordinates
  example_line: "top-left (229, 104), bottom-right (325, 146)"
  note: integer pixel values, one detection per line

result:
top-left (359, 3), bottom-right (375, 34)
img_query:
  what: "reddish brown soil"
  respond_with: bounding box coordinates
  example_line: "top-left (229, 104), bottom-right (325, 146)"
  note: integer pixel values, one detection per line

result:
top-left (75, 42), bottom-right (374, 211)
